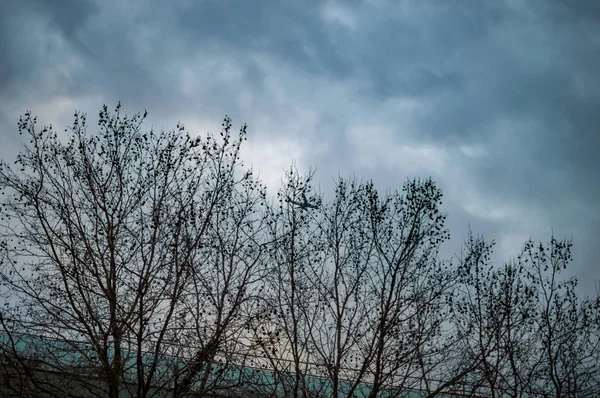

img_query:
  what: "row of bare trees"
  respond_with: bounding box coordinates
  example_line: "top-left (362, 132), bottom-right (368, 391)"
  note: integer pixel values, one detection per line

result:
top-left (0, 104), bottom-right (598, 397)
top-left (450, 235), bottom-right (600, 397)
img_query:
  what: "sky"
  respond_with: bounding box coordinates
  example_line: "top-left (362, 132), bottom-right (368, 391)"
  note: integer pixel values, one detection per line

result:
top-left (1, 0), bottom-right (599, 294)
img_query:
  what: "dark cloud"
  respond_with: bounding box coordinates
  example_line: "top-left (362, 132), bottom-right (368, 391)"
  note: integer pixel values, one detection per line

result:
top-left (0, 0), bottom-right (95, 88)
top-left (0, 0), bottom-right (598, 290)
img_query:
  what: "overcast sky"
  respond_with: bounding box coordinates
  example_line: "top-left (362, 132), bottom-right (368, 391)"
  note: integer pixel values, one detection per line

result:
top-left (1, 0), bottom-right (599, 293)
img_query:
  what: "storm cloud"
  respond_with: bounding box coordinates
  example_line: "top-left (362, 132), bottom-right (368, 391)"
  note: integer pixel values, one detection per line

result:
top-left (1, 0), bottom-right (598, 292)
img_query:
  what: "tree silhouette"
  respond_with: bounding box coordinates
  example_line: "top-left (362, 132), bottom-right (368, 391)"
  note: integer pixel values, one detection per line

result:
top-left (0, 103), bottom-right (266, 397)
top-left (1, 103), bottom-right (598, 397)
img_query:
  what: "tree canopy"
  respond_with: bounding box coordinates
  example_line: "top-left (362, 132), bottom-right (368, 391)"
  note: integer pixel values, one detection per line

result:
top-left (1, 104), bottom-right (598, 398)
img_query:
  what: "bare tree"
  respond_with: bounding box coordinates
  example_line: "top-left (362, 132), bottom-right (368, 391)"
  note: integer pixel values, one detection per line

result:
top-left (170, 141), bottom-right (271, 397)
top-left (358, 178), bottom-right (452, 398)
top-left (522, 238), bottom-right (600, 397)
top-left (450, 233), bottom-right (539, 397)
top-left (248, 165), bottom-right (326, 398)
top-left (303, 177), bottom-right (456, 398)
top-left (450, 233), bottom-right (600, 398)
top-left (249, 174), bottom-right (456, 398)
top-left (303, 177), bottom-right (375, 398)
top-left (0, 103), bottom-right (263, 397)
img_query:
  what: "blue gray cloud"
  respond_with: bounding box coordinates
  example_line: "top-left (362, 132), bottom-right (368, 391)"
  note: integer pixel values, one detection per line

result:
top-left (1, 0), bottom-right (598, 292)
